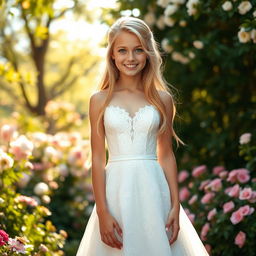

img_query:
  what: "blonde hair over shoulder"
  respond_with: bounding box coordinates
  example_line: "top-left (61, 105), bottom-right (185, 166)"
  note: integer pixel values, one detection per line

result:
top-left (96, 16), bottom-right (184, 147)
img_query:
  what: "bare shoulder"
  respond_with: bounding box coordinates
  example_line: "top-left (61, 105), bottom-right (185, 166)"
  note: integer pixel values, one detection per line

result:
top-left (89, 90), bottom-right (108, 108)
top-left (157, 90), bottom-right (173, 107)
top-left (89, 90), bottom-right (109, 119)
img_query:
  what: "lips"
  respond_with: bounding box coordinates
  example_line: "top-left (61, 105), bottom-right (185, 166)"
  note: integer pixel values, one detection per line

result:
top-left (124, 64), bottom-right (138, 69)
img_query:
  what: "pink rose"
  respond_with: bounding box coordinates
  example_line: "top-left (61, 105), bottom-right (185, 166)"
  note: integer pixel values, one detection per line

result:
top-left (223, 201), bottom-right (235, 213)
top-left (230, 209), bottom-right (244, 224)
top-left (178, 170), bottom-right (189, 183)
top-left (208, 178), bottom-right (222, 191)
top-left (239, 187), bottom-right (252, 200)
top-left (0, 229), bottom-right (9, 246)
top-left (227, 169), bottom-right (239, 183)
top-left (227, 184), bottom-right (240, 198)
top-left (201, 192), bottom-right (215, 204)
top-left (234, 231), bottom-right (246, 248)
top-left (199, 179), bottom-right (211, 190)
top-left (179, 187), bottom-right (190, 202)
top-left (188, 194), bottom-right (198, 205)
top-left (248, 191), bottom-right (256, 203)
top-left (10, 135), bottom-right (34, 161)
top-left (188, 181), bottom-right (194, 188)
top-left (200, 223), bottom-right (210, 241)
top-left (227, 169), bottom-right (250, 183)
top-left (237, 169), bottom-right (250, 183)
top-left (0, 124), bottom-right (17, 143)
top-left (219, 171), bottom-right (228, 179)
top-left (238, 205), bottom-right (254, 216)
top-left (207, 208), bottom-right (217, 221)
top-left (225, 186), bottom-right (232, 194)
top-left (213, 166), bottom-right (225, 175)
top-left (192, 165), bottom-right (207, 177)
top-left (15, 195), bottom-right (38, 207)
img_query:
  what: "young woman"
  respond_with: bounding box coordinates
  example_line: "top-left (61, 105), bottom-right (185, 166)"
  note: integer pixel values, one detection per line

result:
top-left (76, 17), bottom-right (209, 256)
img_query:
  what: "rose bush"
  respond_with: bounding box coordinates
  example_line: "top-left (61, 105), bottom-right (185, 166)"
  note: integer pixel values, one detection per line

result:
top-left (0, 130), bottom-right (66, 255)
top-left (178, 132), bottom-right (256, 255)
top-left (0, 124), bottom-right (93, 255)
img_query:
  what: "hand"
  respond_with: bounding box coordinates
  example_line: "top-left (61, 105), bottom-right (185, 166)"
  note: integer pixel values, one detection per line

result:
top-left (165, 207), bottom-right (180, 245)
top-left (98, 210), bottom-right (123, 250)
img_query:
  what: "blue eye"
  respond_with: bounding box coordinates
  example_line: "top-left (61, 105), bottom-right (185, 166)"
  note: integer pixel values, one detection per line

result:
top-left (135, 48), bottom-right (144, 53)
top-left (118, 49), bottom-right (126, 53)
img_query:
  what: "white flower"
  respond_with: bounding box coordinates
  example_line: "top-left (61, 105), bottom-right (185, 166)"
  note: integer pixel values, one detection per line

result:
top-left (238, 1), bottom-right (252, 15)
top-left (186, 0), bottom-right (200, 16)
top-left (161, 38), bottom-right (173, 53)
top-left (179, 20), bottom-right (187, 27)
top-left (239, 133), bottom-right (251, 144)
top-left (10, 135), bottom-right (34, 160)
top-left (17, 172), bottom-right (31, 188)
top-left (164, 16), bottom-right (176, 26)
top-left (164, 4), bottom-right (179, 16)
top-left (250, 29), bottom-right (256, 43)
top-left (157, 0), bottom-right (171, 8)
top-left (34, 182), bottom-right (49, 196)
top-left (238, 27), bottom-right (251, 43)
top-left (8, 238), bottom-right (26, 254)
top-left (0, 124), bottom-right (17, 142)
top-left (193, 40), bottom-right (204, 49)
top-left (170, 0), bottom-right (185, 4)
top-left (0, 197), bottom-right (4, 204)
top-left (42, 195), bottom-right (51, 204)
top-left (253, 10), bottom-right (256, 17)
top-left (171, 51), bottom-right (190, 64)
top-left (31, 132), bottom-right (48, 146)
top-left (156, 15), bottom-right (166, 30)
top-left (39, 244), bottom-right (49, 252)
top-left (188, 51), bottom-right (196, 59)
top-left (0, 149), bottom-right (14, 172)
top-left (43, 146), bottom-right (62, 162)
top-left (222, 1), bottom-right (233, 11)
top-left (144, 12), bottom-right (156, 26)
top-left (57, 163), bottom-right (69, 177)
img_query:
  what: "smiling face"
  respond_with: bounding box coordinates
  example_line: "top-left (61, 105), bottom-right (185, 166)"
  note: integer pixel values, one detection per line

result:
top-left (111, 31), bottom-right (147, 79)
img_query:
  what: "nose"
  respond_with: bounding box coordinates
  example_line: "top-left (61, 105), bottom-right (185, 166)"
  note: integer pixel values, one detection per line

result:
top-left (128, 50), bottom-right (135, 61)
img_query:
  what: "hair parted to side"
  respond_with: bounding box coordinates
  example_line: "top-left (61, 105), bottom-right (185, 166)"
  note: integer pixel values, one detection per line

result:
top-left (96, 16), bottom-right (184, 147)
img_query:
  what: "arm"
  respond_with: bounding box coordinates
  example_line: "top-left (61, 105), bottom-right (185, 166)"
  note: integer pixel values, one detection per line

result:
top-left (157, 91), bottom-right (180, 210)
top-left (157, 91), bottom-right (180, 244)
top-left (89, 93), bottom-right (108, 214)
top-left (89, 92), bottom-right (123, 249)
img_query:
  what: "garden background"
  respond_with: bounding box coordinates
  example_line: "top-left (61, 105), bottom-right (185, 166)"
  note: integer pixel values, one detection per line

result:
top-left (0, 0), bottom-right (255, 255)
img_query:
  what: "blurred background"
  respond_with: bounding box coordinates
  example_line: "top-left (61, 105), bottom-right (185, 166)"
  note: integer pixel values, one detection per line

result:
top-left (0, 0), bottom-right (255, 255)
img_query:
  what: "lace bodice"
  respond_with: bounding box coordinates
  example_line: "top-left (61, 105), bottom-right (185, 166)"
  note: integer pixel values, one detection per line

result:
top-left (103, 104), bottom-right (160, 159)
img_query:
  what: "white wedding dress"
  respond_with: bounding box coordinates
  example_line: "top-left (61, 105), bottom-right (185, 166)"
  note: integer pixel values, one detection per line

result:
top-left (76, 103), bottom-right (209, 256)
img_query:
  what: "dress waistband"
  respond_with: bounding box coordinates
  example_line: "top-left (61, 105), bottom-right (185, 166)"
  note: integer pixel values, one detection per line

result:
top-left (108, 154), bottom-right (157, 162)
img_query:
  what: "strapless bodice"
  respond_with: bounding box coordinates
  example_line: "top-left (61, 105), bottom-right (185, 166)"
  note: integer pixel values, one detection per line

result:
top-left (103, 104), bottom-right (160, 161)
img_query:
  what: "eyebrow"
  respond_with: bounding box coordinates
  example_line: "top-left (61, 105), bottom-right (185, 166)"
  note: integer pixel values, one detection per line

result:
top-left (116, 45), bottom-right (143, 49)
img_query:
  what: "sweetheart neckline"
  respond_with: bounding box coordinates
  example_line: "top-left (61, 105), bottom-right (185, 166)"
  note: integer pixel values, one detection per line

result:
top-left (105, 104), bottom-right (156, 120)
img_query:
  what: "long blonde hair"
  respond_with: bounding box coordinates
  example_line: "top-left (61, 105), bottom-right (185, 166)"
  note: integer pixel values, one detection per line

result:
top-left (96, 16), bottom-right (184, 147)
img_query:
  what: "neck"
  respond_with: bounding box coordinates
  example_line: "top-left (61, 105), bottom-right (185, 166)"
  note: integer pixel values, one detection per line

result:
top-left (116, 74), bottom-right (143, 92)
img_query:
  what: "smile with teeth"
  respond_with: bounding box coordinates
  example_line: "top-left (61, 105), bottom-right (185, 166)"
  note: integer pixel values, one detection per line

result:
top-left (124, 64), bottom-right (138, 69)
